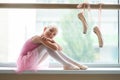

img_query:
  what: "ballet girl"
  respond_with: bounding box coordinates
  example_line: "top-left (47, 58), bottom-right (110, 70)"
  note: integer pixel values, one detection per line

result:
top-left (16, 25), bottom-right (88, 73)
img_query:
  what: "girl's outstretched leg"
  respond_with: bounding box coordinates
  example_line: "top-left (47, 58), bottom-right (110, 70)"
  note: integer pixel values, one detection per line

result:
top-left (58, 51), bottom-right (88, 70)
top-left (78, 12), bottom-right (88, 34)
top-left (42, 45), bottom-right (80, 70)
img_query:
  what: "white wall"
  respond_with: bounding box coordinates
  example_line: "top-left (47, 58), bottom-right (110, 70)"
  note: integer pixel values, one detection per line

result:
top-left (0, 9), bottom-right (9, 62)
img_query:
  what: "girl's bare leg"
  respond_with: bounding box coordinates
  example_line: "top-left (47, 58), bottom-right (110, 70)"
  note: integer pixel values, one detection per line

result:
top-left (93, 26), bottom-right (103, 47)
top-left (42, 45), bottom-right (80, 70)
top-left (58, 51), bottom-right (88, 70)
top-left (78, 12), bottom-right (88, 34)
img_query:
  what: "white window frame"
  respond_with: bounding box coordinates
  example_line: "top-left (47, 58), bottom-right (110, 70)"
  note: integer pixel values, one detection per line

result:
top-left (0, 3), bottom-right (120, 68)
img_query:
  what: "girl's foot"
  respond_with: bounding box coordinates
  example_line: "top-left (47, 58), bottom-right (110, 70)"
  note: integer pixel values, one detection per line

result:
top-left (63, 65), bottom-right (80, 70)
top-left (77, 64), bottom-right (88, 70)
top-left (93, 26), bottom-right (103, 47)
top-left (78, 12), bottom-right (88, 34)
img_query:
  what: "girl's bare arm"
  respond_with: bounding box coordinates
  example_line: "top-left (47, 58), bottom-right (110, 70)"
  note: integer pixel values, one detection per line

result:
top-left (45, 37), bottom-right (62, 51)
top-left (31, 35), bottom-right (61, 51)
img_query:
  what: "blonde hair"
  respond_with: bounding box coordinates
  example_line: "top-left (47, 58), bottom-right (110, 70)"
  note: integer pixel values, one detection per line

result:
top-left (46, 25), bottom-right (58, 33)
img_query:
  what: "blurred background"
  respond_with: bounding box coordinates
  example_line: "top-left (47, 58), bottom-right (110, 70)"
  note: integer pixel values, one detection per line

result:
top-left (0, 0), bottom-right (119, 67)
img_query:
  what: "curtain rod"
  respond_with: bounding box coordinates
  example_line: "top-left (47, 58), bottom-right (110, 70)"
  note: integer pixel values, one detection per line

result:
top-left (0, 3), bottom-right (120, 9)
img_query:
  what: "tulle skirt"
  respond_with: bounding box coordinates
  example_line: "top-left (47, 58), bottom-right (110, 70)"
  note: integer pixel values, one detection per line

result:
top-left (16, 45), bottom-right (46, 73)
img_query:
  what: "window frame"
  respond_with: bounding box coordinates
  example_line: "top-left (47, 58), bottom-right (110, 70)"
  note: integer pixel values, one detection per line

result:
top-left (0, 3), bottom-right (119, 9)
top-left (0, 2), bottom-right (120, 68)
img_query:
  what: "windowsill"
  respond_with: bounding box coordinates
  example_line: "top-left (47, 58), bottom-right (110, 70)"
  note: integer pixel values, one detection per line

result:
top-left (0, 67), bottom-right (120, 74)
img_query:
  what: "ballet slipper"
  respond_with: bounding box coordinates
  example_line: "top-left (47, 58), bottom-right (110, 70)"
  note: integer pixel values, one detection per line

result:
top-left (63, 65), bottom-right (80, 70)
top-left (93, 26), bottom-right (103, 47)
top-left (77, 64), bottom-right (88, 70)
top-left (78, 12), bottom-right (88, 34)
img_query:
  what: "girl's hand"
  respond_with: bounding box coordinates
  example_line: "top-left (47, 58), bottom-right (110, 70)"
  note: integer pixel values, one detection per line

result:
top-left (56, 43), bottom-right (62, 51)
top-left (40, 35), bottom-right (62, 51)
top-left (40, 36), bottom-right (47, 41)
top-left (48, 39), bottom-right (55, 43)
top-left (40, 35), bottom-right (54, 43)
top-left (40, 35), bottom-right (55, 42)
top-left (39, 36), bottom-right (48, 43)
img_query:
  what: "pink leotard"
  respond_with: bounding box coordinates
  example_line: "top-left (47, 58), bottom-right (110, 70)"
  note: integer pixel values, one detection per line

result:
top-left (20, 38), bottom-right (40, 56)
top-left (16, 38), bottom-right (41, 73)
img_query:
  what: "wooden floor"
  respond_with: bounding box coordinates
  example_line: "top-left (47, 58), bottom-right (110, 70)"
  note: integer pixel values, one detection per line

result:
top-left (0, 67), bottom-right (120, 80)
top-left (0, 74), bottom-right (120, 80)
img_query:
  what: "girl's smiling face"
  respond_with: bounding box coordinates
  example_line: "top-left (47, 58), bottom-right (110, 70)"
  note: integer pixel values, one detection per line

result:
top-left (43, 26), bottom-right (58, 39)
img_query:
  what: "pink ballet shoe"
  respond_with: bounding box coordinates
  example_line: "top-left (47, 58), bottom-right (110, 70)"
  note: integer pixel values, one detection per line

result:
top-left (78, 64), bottom-right (88, 70)
top-left (93, 26), bottom-right (103, 47)
top-left (63, 65), bottom-right (80, 70)
top-left (78, 12), bottom-right (88, 34)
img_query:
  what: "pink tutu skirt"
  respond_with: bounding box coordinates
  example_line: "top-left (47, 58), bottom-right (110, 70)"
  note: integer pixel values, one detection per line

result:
top-left (16, 46), bottom-right (42, 73)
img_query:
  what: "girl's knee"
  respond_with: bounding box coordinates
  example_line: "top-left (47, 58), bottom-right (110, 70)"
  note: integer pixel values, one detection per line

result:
top-left (40, 45), bottom-right (57, 53)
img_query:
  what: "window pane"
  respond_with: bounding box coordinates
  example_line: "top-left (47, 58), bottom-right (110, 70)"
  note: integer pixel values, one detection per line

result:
top-left (0, 9), bottom-right (118, 64)
top-left (0, 0), bottom-right (119, 66)
top-left (36, 9), bottom-right (118, 64)
top-left (0, 9), bottom-right (36, 63)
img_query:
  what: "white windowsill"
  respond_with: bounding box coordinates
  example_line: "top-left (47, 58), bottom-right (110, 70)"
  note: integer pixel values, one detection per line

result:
top-left (0, 67), bottom-right (120, 74)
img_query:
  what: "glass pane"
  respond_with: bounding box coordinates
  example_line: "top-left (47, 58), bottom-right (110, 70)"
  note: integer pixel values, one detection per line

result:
top-left (0, 0), bottom-right (119, 66)
top-left (0, 9), bottom-right (118, 64)
top-left (0, 9), bottom-right (36, 63)
top-left (90, 10), bottom-right (118, 64)
top-left (36, 9), bottom-right (118, 64)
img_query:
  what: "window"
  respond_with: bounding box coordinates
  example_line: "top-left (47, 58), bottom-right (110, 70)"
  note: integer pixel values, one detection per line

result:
top-left (0, 0), bottom-right (119, 67)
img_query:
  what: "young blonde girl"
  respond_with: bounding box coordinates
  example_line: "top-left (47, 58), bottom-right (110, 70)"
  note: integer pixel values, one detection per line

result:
top-left (16, 25), bottom-right (88, 72)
